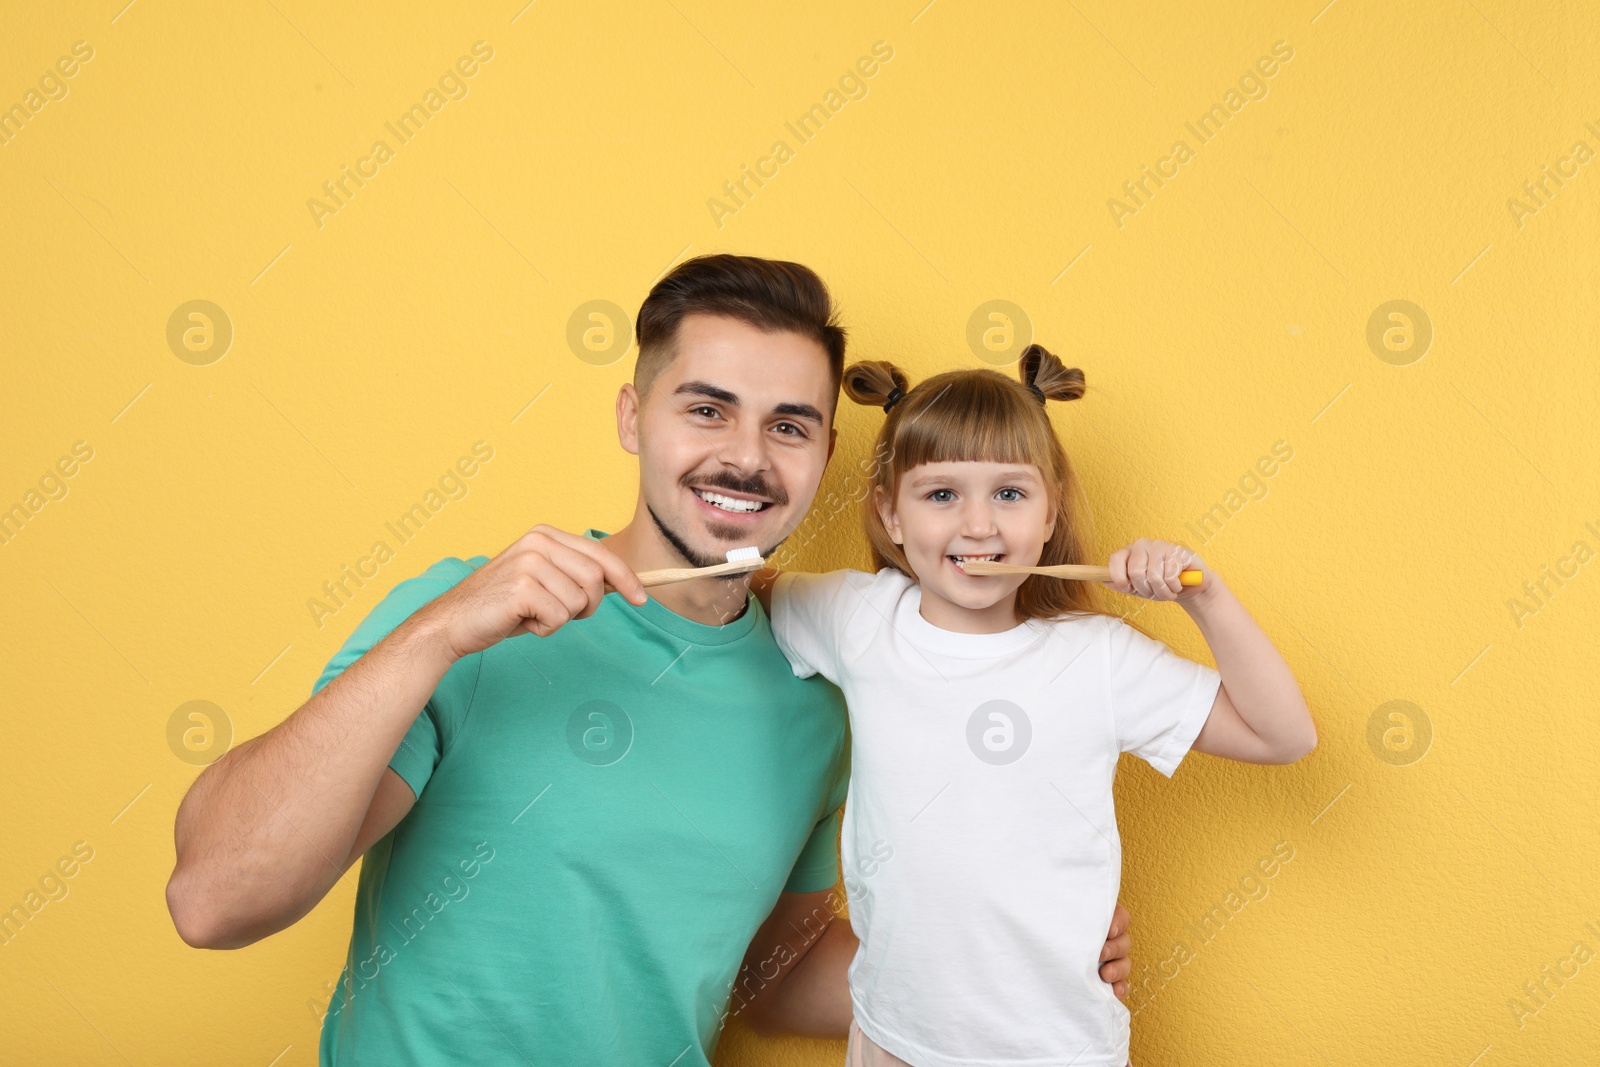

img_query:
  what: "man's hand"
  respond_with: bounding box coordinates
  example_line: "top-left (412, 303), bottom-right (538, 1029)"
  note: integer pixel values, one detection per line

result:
top-left (421, 524), bottom-right (649, 656)
top-left (1099, 902), bottom-right (1132, 998)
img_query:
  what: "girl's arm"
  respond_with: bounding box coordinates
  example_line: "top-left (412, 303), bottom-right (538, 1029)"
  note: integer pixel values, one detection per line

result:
top-left (1109, 539), bottom-right (1316, 765)
top-left (1183, 577), bottom-right (1317, 763)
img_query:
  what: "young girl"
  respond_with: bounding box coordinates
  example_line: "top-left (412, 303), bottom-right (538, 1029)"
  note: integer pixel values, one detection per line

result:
top-left (760, 345), bottom-right (1316, 1067)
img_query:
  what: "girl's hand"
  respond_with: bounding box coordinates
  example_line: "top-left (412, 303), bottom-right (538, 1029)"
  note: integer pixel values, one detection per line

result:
top-left (1104, 538), bottom-right (1211, 602)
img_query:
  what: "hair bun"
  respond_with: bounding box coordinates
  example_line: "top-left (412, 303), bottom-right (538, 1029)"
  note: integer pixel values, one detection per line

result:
top-left (843, 360), bottom-right (911, 410)
top-left (1019, 344), bottom-right (1086, 403)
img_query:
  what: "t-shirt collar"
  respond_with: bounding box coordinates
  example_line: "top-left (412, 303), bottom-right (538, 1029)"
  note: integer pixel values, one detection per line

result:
top-left (892, 575), bottom-right (1049, 657)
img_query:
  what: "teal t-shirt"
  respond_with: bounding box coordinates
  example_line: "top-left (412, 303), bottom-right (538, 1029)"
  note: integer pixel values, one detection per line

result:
top-left (314, 533), bottom-right (849, 1066)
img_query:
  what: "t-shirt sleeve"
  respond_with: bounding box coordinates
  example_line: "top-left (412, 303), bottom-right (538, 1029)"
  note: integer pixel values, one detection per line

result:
top-left (782, 722), bottom-right (851, 893)
top-left (310, 556), bottom-right (488, 798)
top-left (769, 569), bottom-right (863, 682)
top-left (1107, 617), bottom-right (1222, 778)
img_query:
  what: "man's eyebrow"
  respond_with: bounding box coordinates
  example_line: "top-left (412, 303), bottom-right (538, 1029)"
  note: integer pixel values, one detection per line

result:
top-left (773, 402), bottom-right (824, 425)
top-left (674, 383), bottom-right (824, 425)
top-left (675, 381), bottom-right (740, 405)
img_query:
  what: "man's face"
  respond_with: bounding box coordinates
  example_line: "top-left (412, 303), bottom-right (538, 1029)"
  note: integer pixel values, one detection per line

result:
top-left (618, 314), bottom-right (837, 567)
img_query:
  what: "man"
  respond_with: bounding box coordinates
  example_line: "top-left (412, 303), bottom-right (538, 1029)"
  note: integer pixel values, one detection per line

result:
top-left (166, 254), bottom-right (1133, 1065)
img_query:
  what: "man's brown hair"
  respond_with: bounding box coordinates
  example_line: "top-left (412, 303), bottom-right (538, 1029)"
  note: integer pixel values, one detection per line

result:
top-left (633, 254), bottom-right (847, 403)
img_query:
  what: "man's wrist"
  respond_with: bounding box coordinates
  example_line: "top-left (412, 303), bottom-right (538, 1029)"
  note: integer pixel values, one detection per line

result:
top-left (393, 609), bottom-right (462, 675)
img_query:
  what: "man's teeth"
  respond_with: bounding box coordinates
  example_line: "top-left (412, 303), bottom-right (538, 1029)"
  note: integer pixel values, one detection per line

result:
top-left (694, 489), bottom-right (765, 514)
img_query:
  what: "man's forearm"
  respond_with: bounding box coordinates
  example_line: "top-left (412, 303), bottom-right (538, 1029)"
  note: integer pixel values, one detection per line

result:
top-left (166, 613), bottom-right (454, 947)
top-left (747, 904), bottom-right (1131, 1037)
top-left (740, 909), bottom-right (857, 1039)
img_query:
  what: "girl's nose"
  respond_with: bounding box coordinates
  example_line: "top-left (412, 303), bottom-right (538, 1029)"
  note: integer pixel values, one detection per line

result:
top-left (959, 501), bottom-right (999, 538)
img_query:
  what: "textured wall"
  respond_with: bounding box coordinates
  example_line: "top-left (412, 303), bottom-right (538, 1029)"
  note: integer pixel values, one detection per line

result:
top-left (2, 1), bottom-right (1597, 1064)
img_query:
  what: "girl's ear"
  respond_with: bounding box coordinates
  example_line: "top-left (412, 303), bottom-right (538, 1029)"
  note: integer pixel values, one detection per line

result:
top-left (1043, 496), bottom-right (1058, 542)
top-left (874, 484), bottom-right (903, 546)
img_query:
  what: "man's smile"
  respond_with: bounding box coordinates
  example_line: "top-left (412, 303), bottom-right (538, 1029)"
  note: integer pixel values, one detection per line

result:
top-left (690, 486), bottom-right (774, 515)
top-left (689, 485), bottom-right (778, 525)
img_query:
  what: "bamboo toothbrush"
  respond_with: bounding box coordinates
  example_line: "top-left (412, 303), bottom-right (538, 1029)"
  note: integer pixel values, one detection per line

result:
top-left (632, 546), bottom-right (765, 588)
top-left (959, 559), bottom-right (1204, 586)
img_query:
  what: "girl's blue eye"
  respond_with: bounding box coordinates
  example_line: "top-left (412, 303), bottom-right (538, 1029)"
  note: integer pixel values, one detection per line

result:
top-left (996, 487), bottom-right (1024, 502)
top-left (928, 489), bottom-right (955, 503)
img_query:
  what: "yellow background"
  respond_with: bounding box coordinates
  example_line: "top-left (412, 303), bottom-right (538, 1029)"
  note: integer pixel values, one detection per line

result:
top-left (3, 1), bottom-right (1597, 1063)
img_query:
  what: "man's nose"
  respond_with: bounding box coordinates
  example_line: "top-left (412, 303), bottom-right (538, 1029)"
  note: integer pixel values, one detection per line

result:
top-left (716, 419), bottom-right (770, 476)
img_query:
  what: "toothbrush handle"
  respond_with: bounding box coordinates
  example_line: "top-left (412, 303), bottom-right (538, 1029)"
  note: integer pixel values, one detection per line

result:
top-left (969, 562), bottom-right (1203, 585)
top-left (1070, 565), bottom-right (1204, 586)
top-left (613, 557), bottom-right (767, 589)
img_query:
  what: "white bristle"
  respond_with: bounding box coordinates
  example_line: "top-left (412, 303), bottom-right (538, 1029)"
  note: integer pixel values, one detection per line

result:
top-left (724, 546), bottom-right (761, 563)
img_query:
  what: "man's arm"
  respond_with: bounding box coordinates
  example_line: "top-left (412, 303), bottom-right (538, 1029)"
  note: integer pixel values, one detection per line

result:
top-left (731, 889), bottom-right (853, 1039)
top-left (165, 526), bottom-right (647, 949)
top-left (732, 893), bottom-right (1135, 1038)
top-left (165, 616), bottom-right (450, 949)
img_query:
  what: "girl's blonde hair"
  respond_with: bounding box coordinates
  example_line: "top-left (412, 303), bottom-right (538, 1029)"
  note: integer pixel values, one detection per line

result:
top-left (843, 344), bottom-right (1115, 623)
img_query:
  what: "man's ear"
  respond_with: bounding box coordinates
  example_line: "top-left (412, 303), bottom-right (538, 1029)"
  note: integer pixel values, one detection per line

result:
top-left (825, 426), bottom-right (838, 464)
top-left (617, 383), bottom-right (642, 455)
top-left (873, 485), bottom-right (903, 546)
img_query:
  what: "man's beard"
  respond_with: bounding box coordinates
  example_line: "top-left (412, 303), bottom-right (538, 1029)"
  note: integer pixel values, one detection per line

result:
top-left (647, 506), bottom-right (791, 576)
top-left (649, 476), bottom-right (793, 575)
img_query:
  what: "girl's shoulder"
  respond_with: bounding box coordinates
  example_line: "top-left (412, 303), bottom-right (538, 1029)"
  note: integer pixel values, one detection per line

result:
top-left (770, 566), bottom-right (912, 623)
top-left (778, 566), bottom-right (908, 593)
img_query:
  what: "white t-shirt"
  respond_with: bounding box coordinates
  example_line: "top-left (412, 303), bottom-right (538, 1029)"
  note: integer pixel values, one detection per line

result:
top-left (770, 568), bottom-right (1222, 1067)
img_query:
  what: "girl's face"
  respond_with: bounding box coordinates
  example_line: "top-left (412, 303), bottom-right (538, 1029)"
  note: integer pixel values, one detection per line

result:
top-left (877, 460), bottom-right (1056, 634)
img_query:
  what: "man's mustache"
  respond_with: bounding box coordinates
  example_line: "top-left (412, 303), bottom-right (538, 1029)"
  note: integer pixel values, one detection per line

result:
top-left (682, 470), bottom-right (789, 507)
